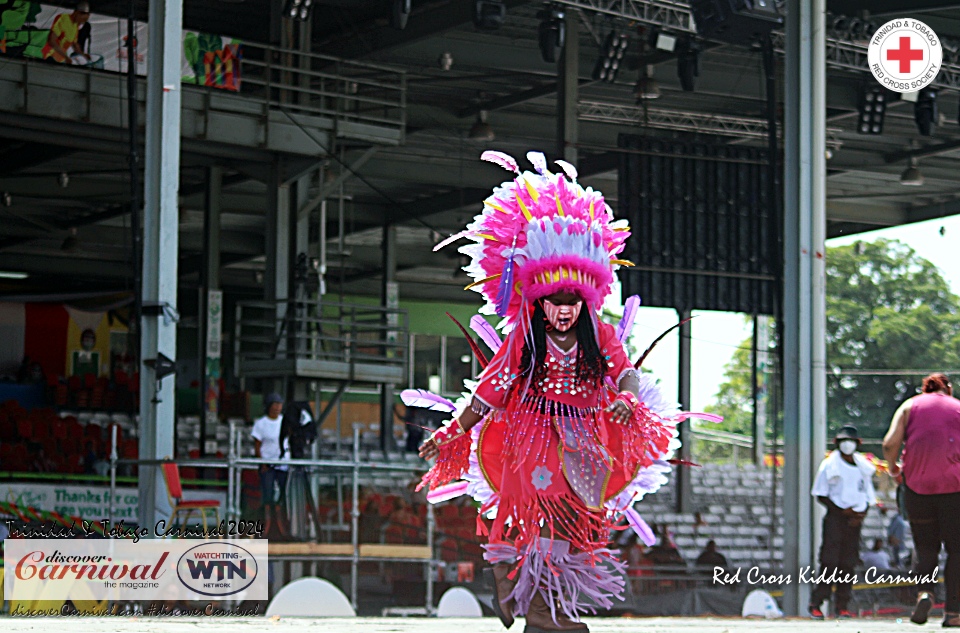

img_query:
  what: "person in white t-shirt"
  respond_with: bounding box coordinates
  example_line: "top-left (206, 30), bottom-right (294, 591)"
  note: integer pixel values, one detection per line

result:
top-left (251, 392), bottom-right (290, 538)
top-left (808, 425), bottom-right (876, 620)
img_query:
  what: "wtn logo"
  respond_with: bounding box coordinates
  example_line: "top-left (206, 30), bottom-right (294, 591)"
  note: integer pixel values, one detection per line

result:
top-left (185, 559), bottom-right (248, 581)
top-left (177, 542), bottom-right (259, 596)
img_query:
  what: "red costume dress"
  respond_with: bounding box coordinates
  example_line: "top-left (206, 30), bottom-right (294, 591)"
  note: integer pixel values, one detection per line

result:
top-left (407, 151), bottom-right (716, 626)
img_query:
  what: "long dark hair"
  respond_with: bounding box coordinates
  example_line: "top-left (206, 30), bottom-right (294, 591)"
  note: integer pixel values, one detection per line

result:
top-left (519, 301), bottom-right (606, 392)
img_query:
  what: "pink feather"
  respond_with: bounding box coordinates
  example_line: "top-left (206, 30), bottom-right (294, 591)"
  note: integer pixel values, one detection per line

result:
top-left (470, 314), bottom-right (502, 353)
top-left (616, 295), bottom-right (641, 342)
top-left (554, 159), bottom-right (578, 182)
top-left (400, 389), bottom-right (456, 413)
top-left (480, 151), bottom-right (519, 173)
top-left (426, 481), bottom-right (469, 504)
top-left (434, 229), bottom-right (473, 252)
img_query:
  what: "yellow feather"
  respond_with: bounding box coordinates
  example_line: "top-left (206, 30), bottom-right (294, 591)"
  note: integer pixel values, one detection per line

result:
top-left (612, 227), bottom-right (630, 232)
top-left (589, 199), bottom-right (595, 221)
top-left (475, 233), bottom-right (499, 242)
top-left (611, 259), bottom-right (635, 267)
top-left (524, 178), bottom-right (540, 203)
top-left (555, 194), bottom-right (565, 217)
top-left (465, 273), bottom-right (501, 290)
top-left (516, 195), bottom-right (533, 221)
top-left (484, 200), bottom-right (508, 214)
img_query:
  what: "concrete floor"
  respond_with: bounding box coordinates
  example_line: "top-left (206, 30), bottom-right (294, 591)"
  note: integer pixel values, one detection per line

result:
top-left (0, 616), bottom-right (940, 632)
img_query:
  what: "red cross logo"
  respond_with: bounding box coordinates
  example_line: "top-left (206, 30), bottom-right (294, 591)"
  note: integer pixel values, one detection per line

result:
top-left (887, 36), bottom-right (924, 74)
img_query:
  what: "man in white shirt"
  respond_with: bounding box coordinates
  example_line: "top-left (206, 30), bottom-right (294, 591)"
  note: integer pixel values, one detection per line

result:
top-left (251, 392), bottom-right (290, 538)
top-left (808, 425), bottom-right (876, 620)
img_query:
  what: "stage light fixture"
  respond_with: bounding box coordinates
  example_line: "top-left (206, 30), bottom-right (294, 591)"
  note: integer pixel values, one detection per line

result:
top-left (655, 32), bottom-right (677, 52)
top-left (900, 158), bottom-right (924, 186)
top-left (474, 0), bottom-right (506, 30)
top-left (469, 110), bottom-right (495, 141)
top-left (592, 30), bottom-right (629, 83)
top-left (914, 88), bottom-right (938, 136)
top-left (537, 4), bottom-right (565, 64)
top-left (391, 0), bottom-right (411, 29)
top-left (857, 85), bottom-right (887, 135)
top-left (676, 37), bottom-right (700, 92)
top-left (634, 65), bottom-right (660, 101)
top-left (58, 172), bottom-right (69, 188)
top-left (283, 0), bottom-right (312, 22)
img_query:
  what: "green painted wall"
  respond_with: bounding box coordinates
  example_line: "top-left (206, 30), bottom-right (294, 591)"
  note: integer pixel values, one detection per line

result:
top-left (333, 295), bottom-right (495, 337)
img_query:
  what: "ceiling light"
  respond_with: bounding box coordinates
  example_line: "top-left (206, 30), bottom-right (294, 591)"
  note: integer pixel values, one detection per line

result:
top-left (635, 65), bottom-right (660, 101)
top-left (0, 271), bottom-right (28, 279)
top-left (592, 30), bottom-right (629, 83)
top-left (1, 192), bottom-right (10, 207)
top-left (438, 52), bottom-right (453, 71)
top-left (469, 110), bottom-right (495, 141)
top-left (857, 85), bottom-right (887, 135)
top-left (283, 0), bottom-right (312, 22)
top-left (58, 172), bottom-right (69, 188)
top-left (900, 159), bottom-right (924, 186)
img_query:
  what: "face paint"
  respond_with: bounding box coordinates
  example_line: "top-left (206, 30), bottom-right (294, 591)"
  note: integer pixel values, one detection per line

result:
top-left (543, 299), bottom-right (582, 332)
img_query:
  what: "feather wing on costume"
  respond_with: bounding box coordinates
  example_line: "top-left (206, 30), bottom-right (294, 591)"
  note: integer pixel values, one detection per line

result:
top-left (554, 159), bottom-right (578, 182)
top-left (481, 150), bottom-right (520, 173)
top-left (400, 389), bottom-right (457, 413)
top-left (616, 295), bottom-right (641, 342)
top-left (470, 314), bottom-right (503, 353)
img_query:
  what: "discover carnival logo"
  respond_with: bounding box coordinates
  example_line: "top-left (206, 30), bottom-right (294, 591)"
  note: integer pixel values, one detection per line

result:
top-left (868, 18), bottom-right (942, 93)
top-left (176, 541), bottom-right (259, 597)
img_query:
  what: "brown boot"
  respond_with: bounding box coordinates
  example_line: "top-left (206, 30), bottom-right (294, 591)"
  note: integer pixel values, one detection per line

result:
top-left (486, 563), bottom-right (517, 629)
top-left (523, 590), bottom-right (588, 633)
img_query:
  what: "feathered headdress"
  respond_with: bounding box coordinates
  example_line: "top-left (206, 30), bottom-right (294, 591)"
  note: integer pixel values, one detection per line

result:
top-left (436, 151), bottom-right (633, 331)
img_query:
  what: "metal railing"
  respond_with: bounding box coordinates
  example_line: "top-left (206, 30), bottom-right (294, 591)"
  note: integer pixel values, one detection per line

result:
top-left (235, 299), bottom-right (409, 366)
top-left (107, 423), bottom-right (437, 615)
top-left (237, 42), bottom-right (406, 141)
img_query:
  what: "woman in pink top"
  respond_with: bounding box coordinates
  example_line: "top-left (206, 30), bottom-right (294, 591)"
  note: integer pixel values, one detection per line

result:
top-left (883, 373), bottom-right (960, 627)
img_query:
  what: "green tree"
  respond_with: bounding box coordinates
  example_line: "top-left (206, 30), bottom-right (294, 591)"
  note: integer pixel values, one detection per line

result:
top-left (825, 239), bottom-right (960, 437)
top-left (704, 239), bottom-right (960, 441)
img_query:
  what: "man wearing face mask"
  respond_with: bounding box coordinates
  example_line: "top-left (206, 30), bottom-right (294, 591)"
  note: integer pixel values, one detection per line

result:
top-left (808, 425), bottom-right (877, 619)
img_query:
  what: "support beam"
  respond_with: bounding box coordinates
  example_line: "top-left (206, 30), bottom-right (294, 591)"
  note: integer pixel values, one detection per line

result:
top-left (380, 224), bottom-right (398, 455)
top-left (299, 147), bottom-right (379, 221)
top-left (675, 309), bottom-right (692, 514)
top-left (782, 0), bottom-right (827, 615)
top-left (199, 165), bottom-right (222, 457)
top-left (139, 0), bottom-right (183, 531)
top-left (557, 15), bottom-right (579, 163)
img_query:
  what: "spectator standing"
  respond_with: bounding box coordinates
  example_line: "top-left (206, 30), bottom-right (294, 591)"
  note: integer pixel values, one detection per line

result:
top-left (861, 538), bottom-right (891, 570)
top-left (885, 507), bottom-right (908, 567)
top-left (809, 425), bottom-right (876, 620)
top-left (883, 373), bottom-right (960, 627)
top-left (252, 392), bottom-right (290, 539)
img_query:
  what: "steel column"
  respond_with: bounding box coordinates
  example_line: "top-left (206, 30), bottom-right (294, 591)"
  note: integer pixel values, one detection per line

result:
top-left (675, 309), bottom-right (692, 513)
top-left (380, 224), bottom-right (398, 454)
top-left (557, 14), bottom-right (578, 163)
top-left (138, 0), bottom-right (183, 530)
top-left (782, 0), bottom-right (827, 615)
top-left (200, 165), bottom-right (222, 457)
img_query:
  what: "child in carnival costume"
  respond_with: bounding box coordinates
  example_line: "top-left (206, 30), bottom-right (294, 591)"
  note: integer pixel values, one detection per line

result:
top-left (409, 151), bottom-right (718, 633)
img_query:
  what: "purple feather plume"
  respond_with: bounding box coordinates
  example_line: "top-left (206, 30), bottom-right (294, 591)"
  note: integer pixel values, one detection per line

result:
top-left (400, 389), bottom-right (456, 413)
top-left (526, 151), bottom-right (548, 175)
top-left (616, 295), bottom-right (641, 342)
top-left (481, 150), bottom-right (519, 173)
top-left (495, 238), bottom-right (517, 317)
top-left (470, 314), bottom-right (502, 353)
top-left (554, 159), bottom-right (578, 182)
top-left (624, 507), bottom-right (656, 546)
